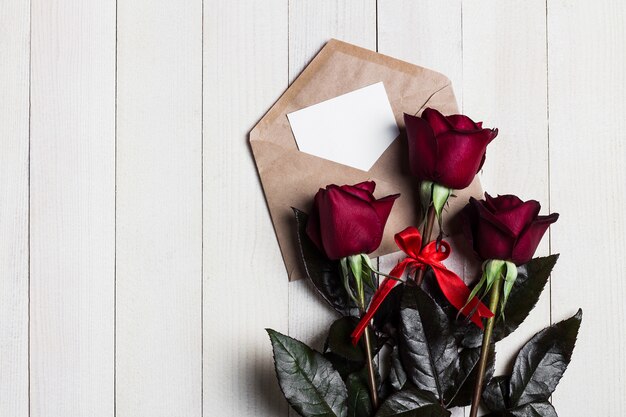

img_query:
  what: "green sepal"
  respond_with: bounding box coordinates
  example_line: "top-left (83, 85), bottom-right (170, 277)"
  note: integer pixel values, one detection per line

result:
top-left (419, 180), bottom-right (434, 220)
top-left (348, 255), bottom-right (365, 308)
top-left (340, 257), bottom-right (359, 306)
top-left (500, 261), bottom-right (519, 316)
top-left (432, 183), bottom-right (453, 223)
top-left (359, 254), bottom-right (376, 290)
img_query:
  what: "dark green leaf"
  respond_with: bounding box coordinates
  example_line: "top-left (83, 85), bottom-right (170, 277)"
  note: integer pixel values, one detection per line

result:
top-left (482, 376), bottom-right (511, 412)
top-left (399, 285), bottom-right (458, 400)
top-left (328, 317), bottom-right (365, 362)
top-left (373, 284), bottom-right (404, 335)
top-left (294, 208), bottom-right (360, 316)
top-left (375, 386), bottom-right (450, 417)
top-left (325, 352), bottom-right (364, 381)
top-left (267, 329), bottom-right (348, 417)
top-left (444, 345), bottom-right (495, 408)
top-left (388, 344), bottom-right (407, 391)
top-left (508, 309), bottom-right (582, 407)
top-left (347, 371), bottom-right (373, 417)
top-left (508, 401), bottom-right (558, 417)
top-left (461, 256), bottom-right (559, 348)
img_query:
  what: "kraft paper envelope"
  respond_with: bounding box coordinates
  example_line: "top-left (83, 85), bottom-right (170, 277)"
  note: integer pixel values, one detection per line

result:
top-left (250, 39), bottom-right (482, 281)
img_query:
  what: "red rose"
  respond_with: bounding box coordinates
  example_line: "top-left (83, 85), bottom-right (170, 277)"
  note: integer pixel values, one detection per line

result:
top-left (306, 181), bottom-right (400, 260)
top-left (404, 108), bottom-right (498, 190)
top-left (463, 193), bottom-right (559, 265)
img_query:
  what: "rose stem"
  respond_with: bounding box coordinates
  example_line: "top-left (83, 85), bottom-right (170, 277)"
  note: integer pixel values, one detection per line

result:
top-left (415, 204), bottom-right (436, 286)
top-left (358, 278), bottom-right (379, 409)
top-left (361, 321), bottom-right (379, 409)
top-left (468, 276), bottom-right (502, 417)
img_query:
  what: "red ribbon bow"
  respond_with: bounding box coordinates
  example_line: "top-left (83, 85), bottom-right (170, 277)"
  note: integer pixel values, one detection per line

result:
top-left (351, 226), bottom-right (494, 345)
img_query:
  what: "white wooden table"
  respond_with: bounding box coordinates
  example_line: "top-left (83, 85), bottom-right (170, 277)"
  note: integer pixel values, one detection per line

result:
top-left (1, 1), bottom-right (624, 416)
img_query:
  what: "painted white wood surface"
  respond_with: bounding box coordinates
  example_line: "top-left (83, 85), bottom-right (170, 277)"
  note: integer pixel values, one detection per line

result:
top-left (548, 0), bottom-right (626, 415)
top-left (1, 1), bottom-right (625, 416)
top-left (29, 0), bottom-right (116, 416)
top-left (0, 0), bottom-right (29, 415)
top-left (116, 0), bottom-right (203, 415)
top-left (202, 1), bottom-right (289, 416)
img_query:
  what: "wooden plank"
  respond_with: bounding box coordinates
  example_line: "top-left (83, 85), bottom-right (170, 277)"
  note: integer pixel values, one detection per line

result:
top-left (29, 0), bottom-right (116, 415)
top-left (287, 0), bottom-right (377, 350)
top-left (463, 0), bottom-right (551, 378)
top-left (115, 0), bottom-right (202, 415)
top-left (0, 0), bottom-right (29, 414)
top-left (548, 0), bottom-right (626, 414)
top-left (203, 1), bottom-right (289, 416)
top-left (378, 0), bottom-right (464, 107)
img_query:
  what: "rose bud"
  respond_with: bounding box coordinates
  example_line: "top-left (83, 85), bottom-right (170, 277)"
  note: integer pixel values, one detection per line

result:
top-left (404, 108), bottom-right (498, 190)
top-left (306, 181), bottom-right (400, 260)
top-left (463, 193), bottom-right (559, 265)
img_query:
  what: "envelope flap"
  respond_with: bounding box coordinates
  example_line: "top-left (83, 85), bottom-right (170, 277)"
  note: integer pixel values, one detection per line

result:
top-left (250, 39), bottom-right (451, 150)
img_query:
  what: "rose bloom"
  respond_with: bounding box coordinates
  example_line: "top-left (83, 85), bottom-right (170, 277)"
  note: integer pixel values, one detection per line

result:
top-left (463, 193), bottom-right (559, 265)
top-left (404, 108), bottom-right (498, 190)
top-left (306, 181), bottom-right (400, 260)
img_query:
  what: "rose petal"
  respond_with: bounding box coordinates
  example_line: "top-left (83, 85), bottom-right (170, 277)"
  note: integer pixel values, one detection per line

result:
top-left (492, 199), bottom-right (541, 236)
top-left (371, 194), bottom-right (400, 226)
top-left (318, 186), bottom-right (383, 259)
top-left (352, 181), bottom-right (376, 194)
top-left (485, 192), bottom-right (524, 211)
top-left (446, 114), bottom-right (481, 131)
top-left (305, 190), bottom-right (324, 251)
top-left (421, 107), bottom-right (452, 136)
top-left (471, 197), bottom-right (517, 237)
top-left (475, 211), bottom-right (517, 261)
top-left (435, 129), bottom-right (495, 189)
top-left (340, 182), bottom-right (375, 202)
top-left (404, 113), bottom-right (438, 181)
top-left (512, 213), bottom-right (559, 264)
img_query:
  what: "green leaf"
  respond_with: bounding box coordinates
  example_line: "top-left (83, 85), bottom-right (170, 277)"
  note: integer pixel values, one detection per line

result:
top-left (267, 329), bottom-right (348, 417)
top-left (399, 285), bottom-right (458, 400)
top-left (508, 309), bottom-right (582, 407)
top-left (482, 376), bottom-right (511, 412)
top-left (507, 401), bottom-right (558, 417)
top-left (388, 344), bottom-right (407, 391)
top-left (444, 345), bottom-right (495, 408)
top-left (294, 208), bottom-right (360, 316)
top-left (375, 386), bottom-right (450, 417)
top-left (461, 255), bottom-right (559, 348)
top-left (347, 371), bottom-right (373, 417)
top-left (483, 401), bottom-right (559, 417)
top-left (327, 317), bottom-right (365, 363)
top-left (325, 352), bottom-right (364, 381)
top-left (373, 284), bottom-right (405, 334)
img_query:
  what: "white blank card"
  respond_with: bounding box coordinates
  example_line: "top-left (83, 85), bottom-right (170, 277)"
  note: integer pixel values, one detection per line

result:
top-left (287, 82), bottom-right (399, 171)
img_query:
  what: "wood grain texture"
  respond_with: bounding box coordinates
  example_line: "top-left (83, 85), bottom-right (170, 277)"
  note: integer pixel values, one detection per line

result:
top-left (116, 0), bottom-right (202, 415)
top-left (378, 0), bottom-right (464, 107)
top-left (29, 0), bottom-right (116, 415)
top-left (463, 0), bottom-right (552, 378)
top-left (203, 1), bottom-right (289, 416)
top-left (548, 0), bottom-right (626, 414)
top-left (0, 0), bottom-right (29, 414)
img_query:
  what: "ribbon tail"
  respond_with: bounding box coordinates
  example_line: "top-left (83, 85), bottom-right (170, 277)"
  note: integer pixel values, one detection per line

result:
top-left (350, 262), bottom-right (408, 345)
top-left (432, 266), bottom-right (494, 329)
